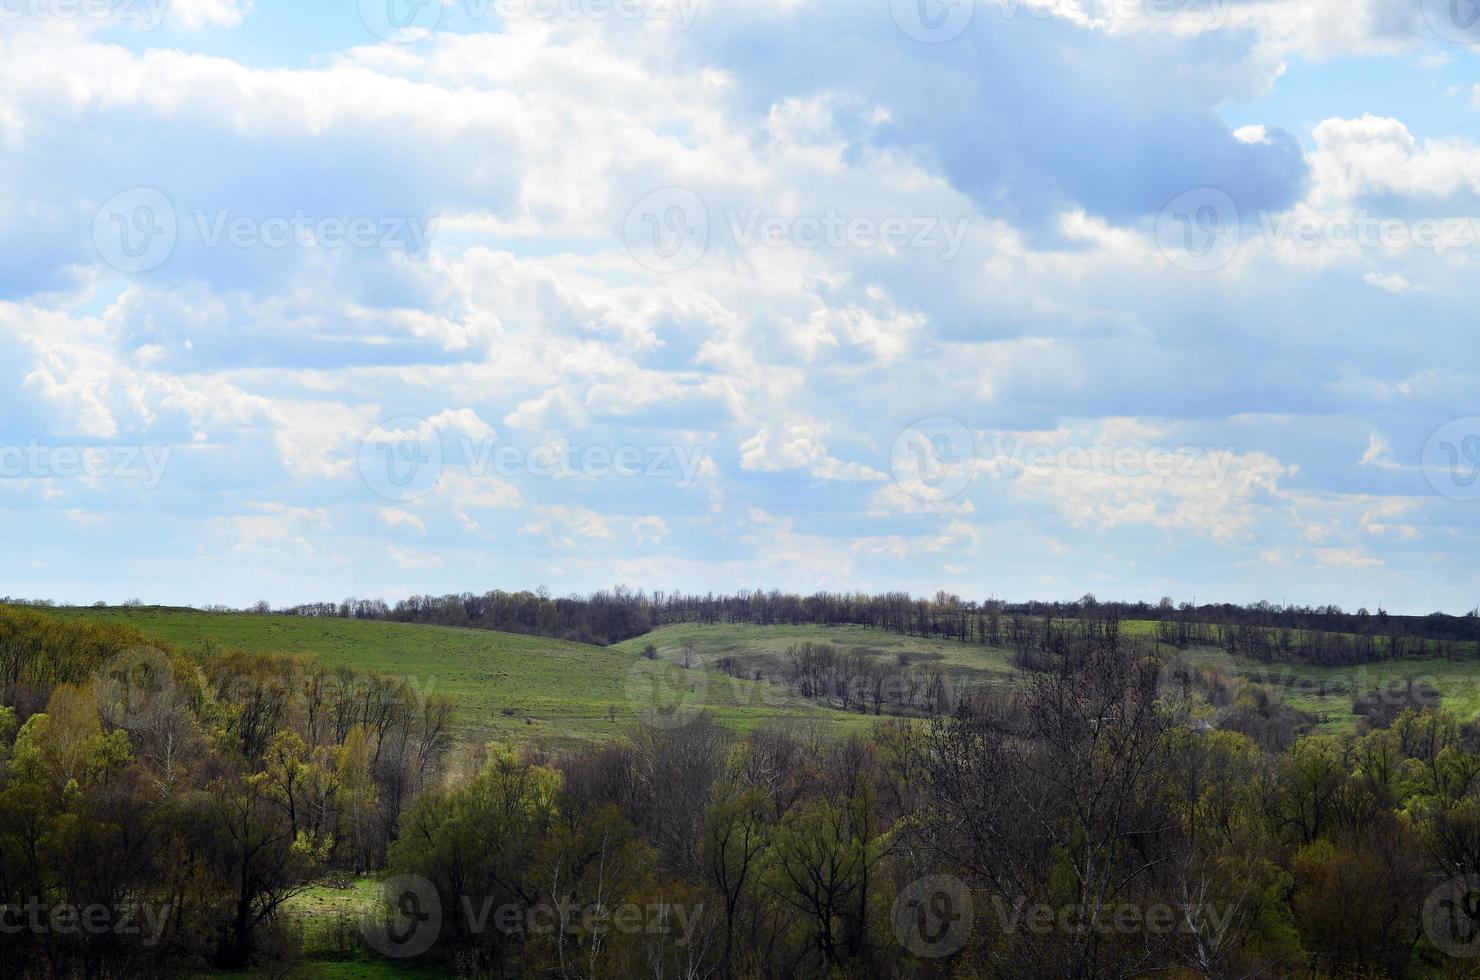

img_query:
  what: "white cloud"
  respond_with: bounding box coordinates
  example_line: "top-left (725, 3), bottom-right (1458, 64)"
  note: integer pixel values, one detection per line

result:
top-left (739, 421), bottom-right (887, 482)
top-left (378, 507), bottom-right (426, 533)
top-left (1363, 271), bottom-right (1421, 293)
top-left (1309, 115), bottom-right (1480, 204)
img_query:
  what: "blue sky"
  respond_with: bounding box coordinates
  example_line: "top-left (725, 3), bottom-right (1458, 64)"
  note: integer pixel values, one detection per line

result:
top-left (3, 0), bottom-right (1480, 613)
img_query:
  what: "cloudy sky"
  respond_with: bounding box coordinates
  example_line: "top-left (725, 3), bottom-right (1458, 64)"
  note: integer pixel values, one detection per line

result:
top-left (3, 0), bottom-right (1479, 612)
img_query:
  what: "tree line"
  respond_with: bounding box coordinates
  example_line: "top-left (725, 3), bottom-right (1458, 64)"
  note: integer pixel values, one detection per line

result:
top-left (0, 606), bottom-right (455, 975)
top-left (373, 624), bottom-right (1480, 976)
top-left (251, 589), bottom-right (1480, 663)
top-left (10, 590), bottom-right (1477, 662)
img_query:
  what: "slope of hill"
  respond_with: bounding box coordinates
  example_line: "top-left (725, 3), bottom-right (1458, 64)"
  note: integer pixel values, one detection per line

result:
top-left (50, 607), bottom-right (868, 745)
top-left (611, 620), bottom-right (1021, 690)
top-left (48, 607), bottom-right (1480, 741)
top-left (618, 620), bottom-right (1480, 732)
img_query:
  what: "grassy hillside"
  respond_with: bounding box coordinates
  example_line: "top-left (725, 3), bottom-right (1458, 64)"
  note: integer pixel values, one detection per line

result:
top-left (1177, 646), bottom-right (1480, 730)
top-left (620, 620), bottom-right (1480, 733)
top-left (48, 607), bottom-right (1480, 742)
top-left (611, 621), bottom-right (1022, 693)
top-left (50, 607), bottom-right (868, 746)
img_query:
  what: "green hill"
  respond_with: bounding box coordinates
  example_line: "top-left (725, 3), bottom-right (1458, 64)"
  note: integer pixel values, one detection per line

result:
top-left (611, 620), bottom-right (1021, 691)
top-left (47, 608), bottom-right (1480, 741)
top-left (49, 607), bottom-right (868, 746)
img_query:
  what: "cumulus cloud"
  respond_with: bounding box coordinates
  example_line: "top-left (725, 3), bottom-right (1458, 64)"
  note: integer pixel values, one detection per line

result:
top-left (0, 3), bottom-right (1475, 610)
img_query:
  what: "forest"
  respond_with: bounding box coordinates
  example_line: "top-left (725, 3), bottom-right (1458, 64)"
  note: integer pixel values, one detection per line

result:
top-left (206, 588), bottom-right (1480, 666)
top-left (4, 599), bottom-right (1480, 977)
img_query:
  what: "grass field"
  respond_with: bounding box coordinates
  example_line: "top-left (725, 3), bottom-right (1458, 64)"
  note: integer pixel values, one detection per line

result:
top-left (49, 606), bottom-right (1480, 741)
top-left (611, 621), bottom-right (1022, 693)
top-left (50, 607), bottom-right (868, 747)
top-left (203, 873), bottom-right (448, 977)
top-left (1179, 646), bottom-right (1480, 731)
top-left (618, 621), bottom-right (1480, 733)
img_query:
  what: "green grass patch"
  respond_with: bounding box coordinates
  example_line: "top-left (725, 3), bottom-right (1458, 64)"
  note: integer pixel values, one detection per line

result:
top-left (50, 606), bottom-right (1480, 740)
top-left (1179, 646), bottom-right (1480, 731)
top-left (50, 607), bottom-right (869, 746)
top-left (611, 621), bottom-right (1023, 697)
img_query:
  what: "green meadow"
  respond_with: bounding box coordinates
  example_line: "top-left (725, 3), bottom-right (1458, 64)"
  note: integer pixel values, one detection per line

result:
top-left (50, 607), bottom-right (869, 747)
top-left (1179, 645), bottom-right (1480, 731)
top-left (610, 620), bottom-right (1022, 691)
top-left (50, 606), bottom-right (1480, 740)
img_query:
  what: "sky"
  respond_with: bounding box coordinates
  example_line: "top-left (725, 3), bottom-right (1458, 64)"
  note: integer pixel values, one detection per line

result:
top-left (2, 0), bottom-right (1480, 613)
